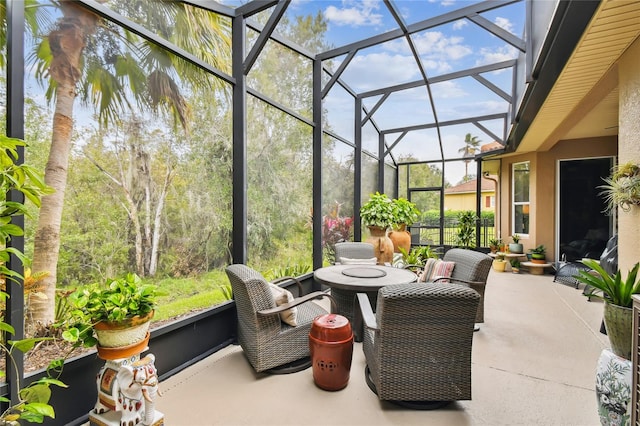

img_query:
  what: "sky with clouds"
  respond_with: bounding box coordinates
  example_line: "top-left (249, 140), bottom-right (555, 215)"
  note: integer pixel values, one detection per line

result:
top-left (224, 0), bottom-right (526, 184)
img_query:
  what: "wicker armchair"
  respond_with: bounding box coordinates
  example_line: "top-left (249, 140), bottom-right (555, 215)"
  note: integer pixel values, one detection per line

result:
top-left (435, 248), bottom-right (492, 324)
top-left (334, 242), bottom-right (375, 264)
top-left (357, 283), bottom-right (480, 408)
top-left (225, 264), bottom-right (335, 374)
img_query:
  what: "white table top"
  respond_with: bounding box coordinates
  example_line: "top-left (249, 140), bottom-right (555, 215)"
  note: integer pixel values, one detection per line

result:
top-left (314, 264), bottom-right (417, 292)
top-left (489, 252), bottom-right (527, 258)
top-left (521, 261), bottom-right (552, 267)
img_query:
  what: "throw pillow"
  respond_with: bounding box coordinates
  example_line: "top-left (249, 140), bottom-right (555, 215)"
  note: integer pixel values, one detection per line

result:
top-left (339, 257), bottom-right (378, 265)
top-left (418, 258), bottom-right (456, 282)
top-left (431, 260), bottom-right (456, 282)
top-left (268, 283), bottom-right (298, 326)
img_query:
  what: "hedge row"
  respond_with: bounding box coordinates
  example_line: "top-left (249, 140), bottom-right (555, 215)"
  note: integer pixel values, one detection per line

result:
top-left (419, 210), bottom-right (494, 225)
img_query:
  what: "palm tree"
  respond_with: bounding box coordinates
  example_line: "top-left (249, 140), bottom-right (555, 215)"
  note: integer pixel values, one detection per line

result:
top-left (458, 133), bottom-right (481, 180)
top-left (26, 1), bottom-right (231, 330)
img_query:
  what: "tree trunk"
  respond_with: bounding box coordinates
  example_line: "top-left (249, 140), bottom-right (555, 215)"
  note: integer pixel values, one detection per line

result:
top-left (28, 5), bottom-right (99, 330)
top-left (149, 167), bottom-right (173, 276)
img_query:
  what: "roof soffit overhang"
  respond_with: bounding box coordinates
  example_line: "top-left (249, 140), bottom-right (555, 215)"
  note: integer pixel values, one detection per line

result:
top-left (514, 0), bottom-right (640, 154)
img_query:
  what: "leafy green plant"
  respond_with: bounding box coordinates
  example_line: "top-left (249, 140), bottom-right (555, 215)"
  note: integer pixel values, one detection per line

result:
top-left (0, 135), bottom-right (68, 424)
top-left (511, 234), bottom-right (520, 243)
top-left (265, 264), bottom-right (312, 281)
top-left (215, 284), bottom-right (233, 300)
top-left (510, 258), bottom-right (521, 268)
top-left (530, 245), bottom-right (546, 255)
top-left (360, 192), bottom-right (394, 229)
top-left (398, 245), bottom-right (440, 267)
top-left (391, 198), bottom-right (420, 228)
top-left (66, 273), bottom-right (163, 347)
top-left (488, 238), bottom-right (502, 252)
top-left (575, 259), bottom-right (640, 308)
top-left (599, 162), bottom-right (640, 214)
top-left (455, 210), bottom-right (477, 248)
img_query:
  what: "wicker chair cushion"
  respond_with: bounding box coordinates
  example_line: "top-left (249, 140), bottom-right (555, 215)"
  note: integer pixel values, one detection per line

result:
top-left (418, 259), bottom-right (456, 282)
top-left (269, 284), bottom-right (298, 326)
top-left (340, 257), bottom-right (377, 265)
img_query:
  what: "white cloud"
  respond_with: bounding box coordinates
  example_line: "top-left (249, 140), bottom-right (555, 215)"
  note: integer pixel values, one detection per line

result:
top-left (421, 59), bottom-right (452, 74)
top-left (340, 52), bottom-right (421, 91)
top-left (475, 45), bottom-right (519, 66)
top-left (453, 19), bottom-right (468, 30)
top-left (324, 1), bottom-right (383, 27)
top-left (430, 81), bottom-right (467, 99)
top-left (494, 17), bottom-right (515, 35)
top-left (386, 31), bottom-right (472, 64)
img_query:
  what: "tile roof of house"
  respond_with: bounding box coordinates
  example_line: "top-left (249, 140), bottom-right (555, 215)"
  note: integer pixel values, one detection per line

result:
top-left (445, 177), bottom-right (496, 194)
top-left (480, 141), bottom-right (504, 152)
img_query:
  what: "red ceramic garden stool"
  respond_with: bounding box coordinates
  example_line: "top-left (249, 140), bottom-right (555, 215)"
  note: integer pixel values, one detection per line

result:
top-left (309, 313), bottom-right (353, 391)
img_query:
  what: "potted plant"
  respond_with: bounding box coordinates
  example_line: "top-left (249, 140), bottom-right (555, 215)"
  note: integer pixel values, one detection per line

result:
top-left (509, 234), bottom-right (523, 254)
top-left (68, 273), bottom-right (163, 359)
top-left (389, 197), bottom-right (421, 253)
top-left (574, 259), bottom-right (640, 360)
top-left (492, 253), bottom-right (507, 272)
top-left (488, 238), bottom-right (502, 254)
top-left (360, 192), bottom-right (394, 229)
top-left (510, 258), bottom-right (521, 273)
top-left (599, 162), bottom-right (640, 214)
top-left (360, 192), bottom-right (395, 264)
top-left (529, 245), bottom-right (546, 264)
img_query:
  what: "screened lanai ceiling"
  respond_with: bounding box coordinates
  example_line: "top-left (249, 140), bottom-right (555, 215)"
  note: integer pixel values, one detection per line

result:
top-left (220, 0), bottom-right (525, 180)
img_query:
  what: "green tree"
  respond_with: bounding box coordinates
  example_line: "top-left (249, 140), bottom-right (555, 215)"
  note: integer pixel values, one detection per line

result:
top-left (244, 13), bottom-right (331, 267)
top-left (459, 133), bottom-right (481, 179)
top-left (26, 1), bottom-right (231, 330)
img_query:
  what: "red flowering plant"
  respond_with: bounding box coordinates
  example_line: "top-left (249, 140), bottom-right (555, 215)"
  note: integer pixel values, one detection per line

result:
top-left (322, 202), bottom-right (353, 264)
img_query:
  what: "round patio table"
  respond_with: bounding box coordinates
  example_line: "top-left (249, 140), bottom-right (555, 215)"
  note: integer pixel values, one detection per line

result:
top-left (314, 264), bottom-right (417, 341)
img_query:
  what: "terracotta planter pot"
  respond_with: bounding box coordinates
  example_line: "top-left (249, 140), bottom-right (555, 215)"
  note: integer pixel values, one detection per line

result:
top-left (96, 333), bottom-right (151, 360)
top-left (366, 226), bottom-right (394, 265)
top-left (388, 224), bottom-right (411, 254)
top-left (94, 311), bottom-right (154, 349)
top-left (603, 302), bottom-right (632, 360)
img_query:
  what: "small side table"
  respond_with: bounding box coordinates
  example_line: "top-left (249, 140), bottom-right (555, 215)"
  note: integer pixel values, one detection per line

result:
top-left (489, 252), bottom-right (527, 272)
top-left (521, 261), bottom-right (552, 275)
top-left (309, 314), bottom-right (353, 391)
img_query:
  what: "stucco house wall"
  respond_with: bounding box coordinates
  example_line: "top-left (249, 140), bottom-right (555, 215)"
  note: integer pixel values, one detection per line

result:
top-left (618, 36), bottom-right (640, 272)
top-left (498, 137), bottom-right (617, 262)
top-left (444, 191), bottom-right (495, 212)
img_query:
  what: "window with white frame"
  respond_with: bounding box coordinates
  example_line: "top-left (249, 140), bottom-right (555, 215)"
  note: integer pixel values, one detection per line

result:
top-left (512, 162), bottom-right (530, 235)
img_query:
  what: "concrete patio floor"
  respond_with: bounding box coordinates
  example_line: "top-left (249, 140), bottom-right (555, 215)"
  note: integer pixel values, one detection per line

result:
top-left (154, 268), bottom-right (609, 425)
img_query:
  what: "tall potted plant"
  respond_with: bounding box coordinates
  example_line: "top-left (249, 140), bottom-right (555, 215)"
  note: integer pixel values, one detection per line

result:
top-left (360, 192), bottom-right (394, 264)
top-left (389, 197), bottom-right (420, 254)
top-left (575, 259), bottom-right (640, 360)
